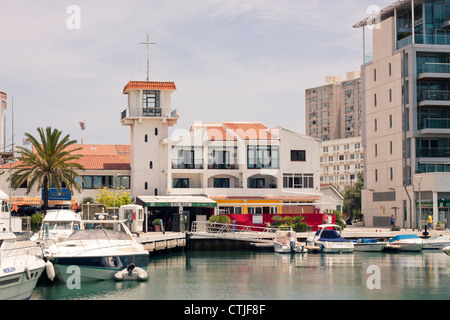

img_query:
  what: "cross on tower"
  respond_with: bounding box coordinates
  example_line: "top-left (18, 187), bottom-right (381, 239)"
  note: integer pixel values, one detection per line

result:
top-left (139, 33), bottom-right (157, 81)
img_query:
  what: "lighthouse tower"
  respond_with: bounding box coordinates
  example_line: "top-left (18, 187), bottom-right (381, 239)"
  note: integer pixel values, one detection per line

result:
top-left (120, 80), bottom-right (178, 198)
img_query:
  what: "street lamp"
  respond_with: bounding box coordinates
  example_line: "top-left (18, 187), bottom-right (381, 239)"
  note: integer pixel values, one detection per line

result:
top-left (113, 174), bottom-right (121, 218)
top-left (415, 176), bottom-right (423, 231)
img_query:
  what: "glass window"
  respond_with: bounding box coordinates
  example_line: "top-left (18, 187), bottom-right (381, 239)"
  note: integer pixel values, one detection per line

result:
top-left (247, 145), bottom-right (279, 169)
top-left (291, 150), bottom-right (306, 161)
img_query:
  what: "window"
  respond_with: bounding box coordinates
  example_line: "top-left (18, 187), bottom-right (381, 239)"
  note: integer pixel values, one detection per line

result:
top-left (390, 167), bottom-right (393, 181)
top-left (149, 161), bottom-right (153, 169)
top-left (389, 62), bottom-right (392, 76)
top-left (213, 178), bottom-right (230, 188)
top-left (390, 141), bottom-right (393, 155)
top-left (82, 175), bottom-right (130, 189)
top-left (375, 169), bottom-right (378, 182)
top-left (389, 114), bottom-right (393, 128)
top-left (375, 144), bottom-right (378, 157)
top-left (389, 89), bottom-right (392, 102)
top-left (173, 178), bottom-right (189, 188)
top-left (374, 94), bottom-right (377, 107)
top-left (291, 150), bottom-right (306, 161)
top-left (374, 119), bottom-right (378, 132)
top-left (247, 145), bottom-right (279, 169)
top-left (173, 148), bottom-right (195, 169)
top-left (143, 90), bottom-right (160, 108)
top-left (155, 128), bottom-right (158, 136)
top-left (283, 174), bottom-right (314, 189)
top-left (144, 134), bottom-right (148, 142)
top-left (144, 182), bottom-right (148, 190)
top-left (374, 69), bottom-right (377, 82)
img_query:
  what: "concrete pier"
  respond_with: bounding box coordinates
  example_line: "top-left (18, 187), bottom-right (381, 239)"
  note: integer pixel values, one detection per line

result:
top-left (136, 232), bottom-right (187, 254)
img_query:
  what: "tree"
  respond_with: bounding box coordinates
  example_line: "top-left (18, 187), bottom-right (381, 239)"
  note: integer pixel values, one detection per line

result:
top-left (10, 127), bottom-right (85, 211)
top-left (94, 187), bottom-right (132, 211)
top-left (342, 171), bottom-right (364, 220)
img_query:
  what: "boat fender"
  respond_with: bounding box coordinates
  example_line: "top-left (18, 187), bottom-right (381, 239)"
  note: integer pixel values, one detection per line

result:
top-left (290, 241), bottom-right (296, 252)
top-left (114, 257), bottom-right (123, 269)
top-left (46, 260), bottom-right (55, 281)
top-left (24, 266), bottom-right (31, 280)
top-left (320, 244), bottom-right (324, 253)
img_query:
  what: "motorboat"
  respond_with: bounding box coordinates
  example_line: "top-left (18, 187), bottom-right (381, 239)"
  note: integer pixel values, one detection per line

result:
top-left (30, 209), bottom-right (82, 242)
top-left (0, 228), bottom-right (46, 300)
top-left (442, 246), bottom-right (450, 256)
top-left (43, 219), bottom-right (149, 283)
top-left (306, 224), bottom-right (353, 253)
top-left (386, 234), bottom-right (425, 252)
top-left (273, 229), bottom-right (307, 253)
top-left (353, 238), bottom-right (387, 252)
top-left (423, 234), bottom-right (450, 250)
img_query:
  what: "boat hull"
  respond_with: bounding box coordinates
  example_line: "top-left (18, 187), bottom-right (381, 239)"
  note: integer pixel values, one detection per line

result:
top-left (0, 264), bottom-right (45, 300)
top-left (443, 246), bottom-right (450, 256)
top-left (51, 253), bottom-right (149, 283)
top-left (313, 241), bottom-right (354, 253)
top-left (354, 243), bottom-right (386, 252)
top-left (389, 242), bottom-right (425, 252)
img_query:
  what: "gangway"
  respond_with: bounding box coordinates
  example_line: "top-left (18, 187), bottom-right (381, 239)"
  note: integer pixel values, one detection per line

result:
top-left (189, 221), bottom-right (278, 242)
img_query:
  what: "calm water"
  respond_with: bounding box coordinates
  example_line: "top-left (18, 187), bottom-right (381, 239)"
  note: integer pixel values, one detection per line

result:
top-left (31, 250), bottom-right (450, 300)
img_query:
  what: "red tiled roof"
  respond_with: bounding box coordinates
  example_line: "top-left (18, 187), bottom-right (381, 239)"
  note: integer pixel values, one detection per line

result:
top-left (0, 144), bottom-right (131, 171)
top-left (191, 122), bottom-right (277, 141)
top-left (123, 81), bottom-right (176, 94)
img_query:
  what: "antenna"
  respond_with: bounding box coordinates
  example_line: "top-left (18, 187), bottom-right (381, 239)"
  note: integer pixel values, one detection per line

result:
top-left (139, 33), bottom-right (157, 81)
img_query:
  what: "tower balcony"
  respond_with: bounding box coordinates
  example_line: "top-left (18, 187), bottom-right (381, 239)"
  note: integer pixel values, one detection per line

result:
top-left (120, 107), bottom-right (179, 126)
top-left (419, 118), bottom-right (450, 135)
top-left (418, 62), bottom-right (450, 80)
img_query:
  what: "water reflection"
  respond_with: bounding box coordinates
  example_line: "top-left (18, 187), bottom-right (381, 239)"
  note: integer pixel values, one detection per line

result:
top-left (31, 250), bottom-right (450, 300)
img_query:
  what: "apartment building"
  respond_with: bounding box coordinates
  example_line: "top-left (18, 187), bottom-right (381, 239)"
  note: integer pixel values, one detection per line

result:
top-left (354, 0), bottom-right (450, 227)
top-left (319, 137), bottom-right (364, 192)
top-left (305, 72), bottom-right (362, 141)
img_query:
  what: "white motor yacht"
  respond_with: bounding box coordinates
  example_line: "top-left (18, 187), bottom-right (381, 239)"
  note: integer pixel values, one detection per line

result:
top-left (273, 229), bottom-right (307, 253)
top-left (386, 234), bottom-right (425, 252)
top-left (0, 229), bottom-right (46, 300)
top-left (353, 238), bottom-right (387, 252)
top-left (31, 209), bottom-right (82, 242)
top-left (43, 220), bottom-right (149, 283)
top-left (306, 224), bottom-right (354, 253)
top-left (423, 234), bottom-right (450, 250)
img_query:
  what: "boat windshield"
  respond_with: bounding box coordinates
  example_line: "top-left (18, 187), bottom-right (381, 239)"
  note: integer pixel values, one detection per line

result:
top-left (67, 229), bottom-right (131, 241)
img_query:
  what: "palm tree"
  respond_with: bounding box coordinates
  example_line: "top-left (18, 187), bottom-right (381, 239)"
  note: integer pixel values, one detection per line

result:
top-left (9, 127), bottom-right (85, 211)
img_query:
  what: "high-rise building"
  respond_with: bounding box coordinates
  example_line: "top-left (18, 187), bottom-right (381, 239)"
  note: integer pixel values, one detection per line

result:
top-left (354, 0), bottom-right (450, 228)
top-left (305, 72), bottom-right (362, 141)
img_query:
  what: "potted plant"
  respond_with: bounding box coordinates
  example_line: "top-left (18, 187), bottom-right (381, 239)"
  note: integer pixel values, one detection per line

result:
top-left (152, 219), bottom-right (162, 231)
top-left (436, 221), bottom-right (445, 230)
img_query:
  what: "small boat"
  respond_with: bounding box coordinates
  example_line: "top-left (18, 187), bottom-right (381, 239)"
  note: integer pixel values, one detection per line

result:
top-left (114, 263), bottom-right (148, 281)
top-left (43, 219), bottom-right (149, 283)
top-left (423, 234), bottom-right (450, 250)
top-left (30, 209), bottom-right (82, 242)
top-left (273, 229), bottom-right (306, 253)
top-left (386, 234), bottom-right (425, 252)
top-left (442, 246), bottom-right (450, 256)
top-left (353, 238), bottom-right (387, 252)
top-left (0, 229), bottom-right (46, 300)
top-left (306, 224), bottom-right (353, 253)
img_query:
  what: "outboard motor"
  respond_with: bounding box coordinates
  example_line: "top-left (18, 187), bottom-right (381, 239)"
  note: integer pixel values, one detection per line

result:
top-left (127, 263), bottom-right (136, 276)
top-left (290, 240), bottom-right (296, 252)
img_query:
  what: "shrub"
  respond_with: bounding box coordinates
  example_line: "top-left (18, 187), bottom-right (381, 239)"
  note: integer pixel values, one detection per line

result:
top-left (208, 215), bottom-right (231, 224)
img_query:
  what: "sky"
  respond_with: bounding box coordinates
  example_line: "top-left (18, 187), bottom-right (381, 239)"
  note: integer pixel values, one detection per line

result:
top-left (0, 0), bottom-right (395, 147)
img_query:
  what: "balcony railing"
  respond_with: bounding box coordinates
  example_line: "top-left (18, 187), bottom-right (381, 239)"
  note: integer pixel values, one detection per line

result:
top-left (417, 147), bottom-right (450, 158)
top-left (418, 89), bottom-right (450, 102)
top-left (121, 107), bottom-right (178, 120)
top-left (397, 34), bottom-right (450, 50)
top-left (171, 161), bottom-right (203, 169)
top-left (418, 62), bottom-right (450, 75)
top-left (419, 118), bottom-right (450, 130)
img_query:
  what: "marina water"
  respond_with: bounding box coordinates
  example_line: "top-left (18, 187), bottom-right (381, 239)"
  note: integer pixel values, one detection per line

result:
top-left (31, 250), bottom-right (450, 300)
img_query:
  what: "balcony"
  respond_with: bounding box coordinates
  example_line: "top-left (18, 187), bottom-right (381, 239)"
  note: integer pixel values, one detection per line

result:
top-left (418, 118), bottom-right (450, 135)
top-left (417, 147), bottom-right (450, 159)
top-left (120, 107), bottom-right (179, 126)
top-left (397, 34), bottom-right (450, 50)
top-left (171, 161), bottom-right (203, 170)
top-left (418, 62), bottom-right (450, 80)
top-left (417, 89), bottom-right (450, 107)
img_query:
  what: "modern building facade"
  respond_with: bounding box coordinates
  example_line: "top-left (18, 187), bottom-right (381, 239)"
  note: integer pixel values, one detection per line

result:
top-left (305, 72), bottom-right (362, 141)
top-left (319, 136), bottom-right (364, 192)
top-left (354, 0), bottom-right (450, 228)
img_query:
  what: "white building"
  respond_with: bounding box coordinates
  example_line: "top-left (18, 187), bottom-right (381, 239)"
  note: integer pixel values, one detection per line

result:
top-left (119, 79), bottom-right (330, 224)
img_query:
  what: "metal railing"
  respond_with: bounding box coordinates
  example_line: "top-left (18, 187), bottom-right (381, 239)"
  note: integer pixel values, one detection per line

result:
top-left (419, 117), bottom-right (450, 130)
top-left (190, 221), bottom-right (278, 242)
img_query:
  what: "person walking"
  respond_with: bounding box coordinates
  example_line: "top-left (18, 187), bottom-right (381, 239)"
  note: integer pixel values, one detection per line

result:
top-left (427, 214), bottom-right (433, 230)
top-left (390, 215), bottom-right (395, 230)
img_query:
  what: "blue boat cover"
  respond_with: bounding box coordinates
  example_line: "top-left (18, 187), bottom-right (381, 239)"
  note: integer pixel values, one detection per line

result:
top-left (356, 238), bottom-right (379, 244)
top-left (388, 234), bottom-right (420, 242)
top-left (318, 230), bottom-right (351, 242)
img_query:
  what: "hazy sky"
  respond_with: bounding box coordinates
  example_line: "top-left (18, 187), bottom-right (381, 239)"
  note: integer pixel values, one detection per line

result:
top-left (0, 0), bottom-right (394, 147)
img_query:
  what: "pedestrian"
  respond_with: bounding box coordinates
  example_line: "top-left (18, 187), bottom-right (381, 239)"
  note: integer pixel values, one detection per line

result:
top-left (390, 215), bottom-right (395, 230)
top-left (427, 214), bottom-right (432, 230)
